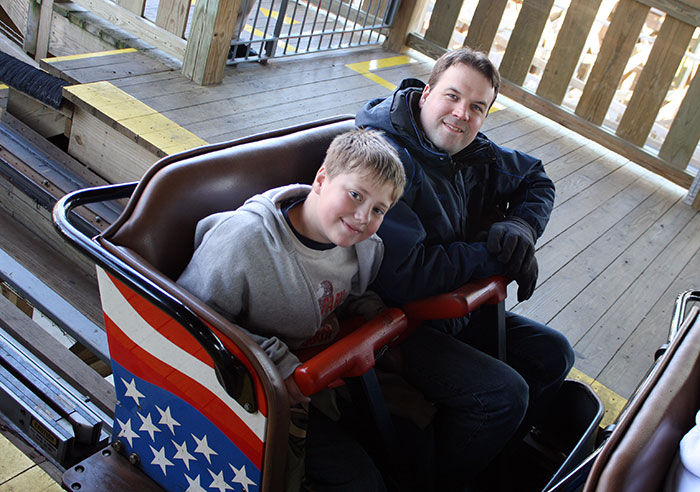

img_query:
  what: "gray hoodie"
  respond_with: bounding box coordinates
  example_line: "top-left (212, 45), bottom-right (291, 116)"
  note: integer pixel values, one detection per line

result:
top-left (177, 184), bottom-right (384, 378)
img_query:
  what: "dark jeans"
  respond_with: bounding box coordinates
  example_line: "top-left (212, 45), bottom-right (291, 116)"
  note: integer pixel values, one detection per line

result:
top-left (399, 309), bottom-right (574, 491)
top-left (305, 404), bottom-right (387, 492)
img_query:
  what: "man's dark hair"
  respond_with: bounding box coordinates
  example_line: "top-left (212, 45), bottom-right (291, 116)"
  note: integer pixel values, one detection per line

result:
top-left (428, 47), bottom-right (501, 108)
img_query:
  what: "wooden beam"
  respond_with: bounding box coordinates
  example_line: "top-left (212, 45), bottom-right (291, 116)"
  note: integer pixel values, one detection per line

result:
top-left (499, 0), bottom-right (555, 86)
top-left (1, 0), bottom-right (29, 37)
top-left (116, 0), bottom-right (145, 16)
top-left (34, 0), bottom-right (54, 59)
top-left (463, 0), bottom-right (508, 53)
top-left (384, 0), bottom-right (427, 52)
top-left (0, 294), bottom-right (115, 417)
top-left (500, 79), bottom-right (693, 190)
top-left (616, 15), bottom-right (695, 146)
top-left (575, 0), bottom-right (649, 125)
top-left (6, 89), bottom-right (69, 138)
top-left (660, 67), bottom-right (700, 171)
top-left (423, 0), bottom-right (461, 48)
top-left (23, 0), bottom-right (40, 55)
top-left (182, 0), bottom-right (240, 85)
top-left (68, 0), bottom-right (186, 59)
top-left (156, 0), bottom-right (190, 37)
top-left (636, 0), bottom-right (700, 27)
top-left (536, 0), bottom-right (603, 105)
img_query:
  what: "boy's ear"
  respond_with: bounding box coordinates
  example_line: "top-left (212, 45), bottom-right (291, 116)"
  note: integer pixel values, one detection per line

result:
top-left (312, 166), bottom-right (327, 194)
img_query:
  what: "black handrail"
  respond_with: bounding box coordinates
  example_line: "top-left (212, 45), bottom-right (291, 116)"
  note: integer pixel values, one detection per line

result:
top-left (52, 184), bottom-right (258, 413)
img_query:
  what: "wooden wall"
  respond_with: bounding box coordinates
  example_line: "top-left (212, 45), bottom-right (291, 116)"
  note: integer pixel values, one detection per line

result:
top-left (402, 0), bottom-right (700, 207)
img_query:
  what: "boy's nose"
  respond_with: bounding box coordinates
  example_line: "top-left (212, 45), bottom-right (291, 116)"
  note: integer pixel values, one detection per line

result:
top-left (355, 206), bottom-right (370, 224)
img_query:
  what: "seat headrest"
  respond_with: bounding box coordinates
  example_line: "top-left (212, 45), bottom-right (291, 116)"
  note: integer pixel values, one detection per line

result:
top-left (103, 117), bottom-right (356, 280)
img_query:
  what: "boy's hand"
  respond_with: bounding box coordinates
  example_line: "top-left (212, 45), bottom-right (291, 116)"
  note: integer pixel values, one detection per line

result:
top-left (285, 375), bottom-right (311, 406)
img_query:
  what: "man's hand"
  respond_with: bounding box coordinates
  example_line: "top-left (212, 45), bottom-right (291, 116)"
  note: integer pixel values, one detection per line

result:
top-left (486, 217), bottom-right (537, 276)
top-left (285, 375), bottom-right (311, 407)
top-left (513, 253), bottom-right (538, 302)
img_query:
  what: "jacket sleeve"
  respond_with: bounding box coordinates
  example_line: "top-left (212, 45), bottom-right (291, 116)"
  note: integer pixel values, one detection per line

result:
top-left (372, 198), bottom-right (505, 306)
top-left (499, 147), bottom-right (555, 239)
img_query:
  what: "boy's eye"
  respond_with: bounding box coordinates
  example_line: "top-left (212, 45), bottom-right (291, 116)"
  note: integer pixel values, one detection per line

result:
top-left (349, 191), bottom-right (362, 200)
top-left (373, 208), bottom-right (386, 216)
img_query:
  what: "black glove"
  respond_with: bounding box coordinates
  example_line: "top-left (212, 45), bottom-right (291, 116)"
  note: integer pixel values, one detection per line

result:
top-left (486, 217), bottom-right (537, 276)
top-left (513, 253), bottom-right (538, 302)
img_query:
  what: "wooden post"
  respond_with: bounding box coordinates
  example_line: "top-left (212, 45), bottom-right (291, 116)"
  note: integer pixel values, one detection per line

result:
top-left (34, 0), bottom-right (54, 60)
top-left (423, 0), bottom-right (461, 48)
top-left (686, 170), bottom-right (700, 209)
top-left (156, 0), bottom-right (191, 37)
top-left (498, 0), bottom-right (555, 86)
top-left (116, 0), bottom-right (146, 15)
top-left (182, 0), bottom-right (240, 86)
top-left (384, 0), bottom-right (428, 53)
top-left (23, 0), bottom-right (41, 56)
top-left (463, 0), bottom-right (508, 53)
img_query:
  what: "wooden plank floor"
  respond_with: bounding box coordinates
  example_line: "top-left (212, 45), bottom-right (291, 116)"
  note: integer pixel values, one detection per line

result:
top-left (38, 45), bottom-right (700, 419)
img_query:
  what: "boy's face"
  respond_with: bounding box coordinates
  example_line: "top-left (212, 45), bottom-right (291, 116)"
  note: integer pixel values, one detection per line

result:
top-left (418, 62), bottom-right (495, 155)
top-left (311, 167), bottom-right (395, 248)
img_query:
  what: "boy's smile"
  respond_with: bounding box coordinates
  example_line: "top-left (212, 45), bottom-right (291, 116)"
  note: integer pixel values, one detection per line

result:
top-left (300, 167), bottom-right (395, 248)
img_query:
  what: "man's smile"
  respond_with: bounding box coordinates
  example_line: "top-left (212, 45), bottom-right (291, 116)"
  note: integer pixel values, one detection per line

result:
top-left (443, 120), bottom-right (465, 133)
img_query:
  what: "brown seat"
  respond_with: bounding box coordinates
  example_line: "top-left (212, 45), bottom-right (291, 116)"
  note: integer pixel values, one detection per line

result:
top-left (583, 304), bottom-right (700, 492)
top-left (93, 116), bottom-right (356, 492)
top-left (103, 116), bottom-right (355, 281)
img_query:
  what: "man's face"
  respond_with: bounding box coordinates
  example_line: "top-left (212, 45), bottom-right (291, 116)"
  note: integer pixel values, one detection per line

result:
top-left (418, 63), bottom-right (495, 156)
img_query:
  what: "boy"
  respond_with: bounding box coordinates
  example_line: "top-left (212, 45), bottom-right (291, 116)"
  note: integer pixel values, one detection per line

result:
top-left (177, 128), bottom-right (406, 491)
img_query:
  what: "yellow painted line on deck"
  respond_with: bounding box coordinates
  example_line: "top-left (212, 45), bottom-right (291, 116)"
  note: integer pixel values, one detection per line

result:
top-left (568, 367), bottom-right (627, 428)
top-left (260, 7), bottom-right (300, 24)
top-left (243, 25), bottom-right (296, 53)
top-left (64, 81), bottom-right (207, 155)
top-left (0, 84), bottom-right (8, 90)
top-left (43, 48), bottom-right (138, 63)
top-left (346, 55), bottom-right (413, 91)
top-left (0, 433), bottom-right (62, 491)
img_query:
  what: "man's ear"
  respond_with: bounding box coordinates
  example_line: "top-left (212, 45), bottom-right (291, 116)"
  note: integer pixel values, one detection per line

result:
top-left (418, 84), bottom-right (431, 109)
top-left (312, 166), bottom-right (327, 194)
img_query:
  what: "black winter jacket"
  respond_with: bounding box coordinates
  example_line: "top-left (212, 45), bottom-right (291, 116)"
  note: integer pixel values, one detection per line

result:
top-left (356, 78), bottom-right (555, 306)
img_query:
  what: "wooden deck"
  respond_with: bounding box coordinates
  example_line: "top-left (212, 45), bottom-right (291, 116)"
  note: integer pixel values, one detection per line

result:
top-left (12, 45), bottom-right (700, 424)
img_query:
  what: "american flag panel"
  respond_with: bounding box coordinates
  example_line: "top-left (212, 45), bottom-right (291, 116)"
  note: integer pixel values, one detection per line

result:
top-left (96, 267), bottom-right (267, 491)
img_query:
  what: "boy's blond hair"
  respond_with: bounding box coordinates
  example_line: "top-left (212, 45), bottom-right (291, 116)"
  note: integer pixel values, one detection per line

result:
top-left (323, 128), bottom-right (406, 206)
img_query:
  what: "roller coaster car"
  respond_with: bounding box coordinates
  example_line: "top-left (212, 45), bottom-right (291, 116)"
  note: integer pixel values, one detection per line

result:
top-left (55, 115), bottom-right (660, 492)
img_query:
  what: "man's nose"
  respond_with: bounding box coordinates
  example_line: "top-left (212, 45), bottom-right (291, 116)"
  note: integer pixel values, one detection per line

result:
top-left (453, 103), bottom-right (468, 120)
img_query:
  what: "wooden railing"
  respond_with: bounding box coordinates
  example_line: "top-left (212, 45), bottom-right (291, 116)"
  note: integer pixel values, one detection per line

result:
top-left (393, 0), bottom-right (700, 207)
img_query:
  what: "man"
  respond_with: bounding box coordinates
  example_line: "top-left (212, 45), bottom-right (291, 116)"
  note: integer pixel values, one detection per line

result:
top-left (356, 47), bottom-right (575, 491)
top-left (228, 0), bottom-right (258, 60)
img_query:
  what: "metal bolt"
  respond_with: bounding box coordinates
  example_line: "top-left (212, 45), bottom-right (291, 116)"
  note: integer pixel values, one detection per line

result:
top-left (128, 453), bottom-right (140, 465)
top-left (111, 440), bottom-right (124, 452)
